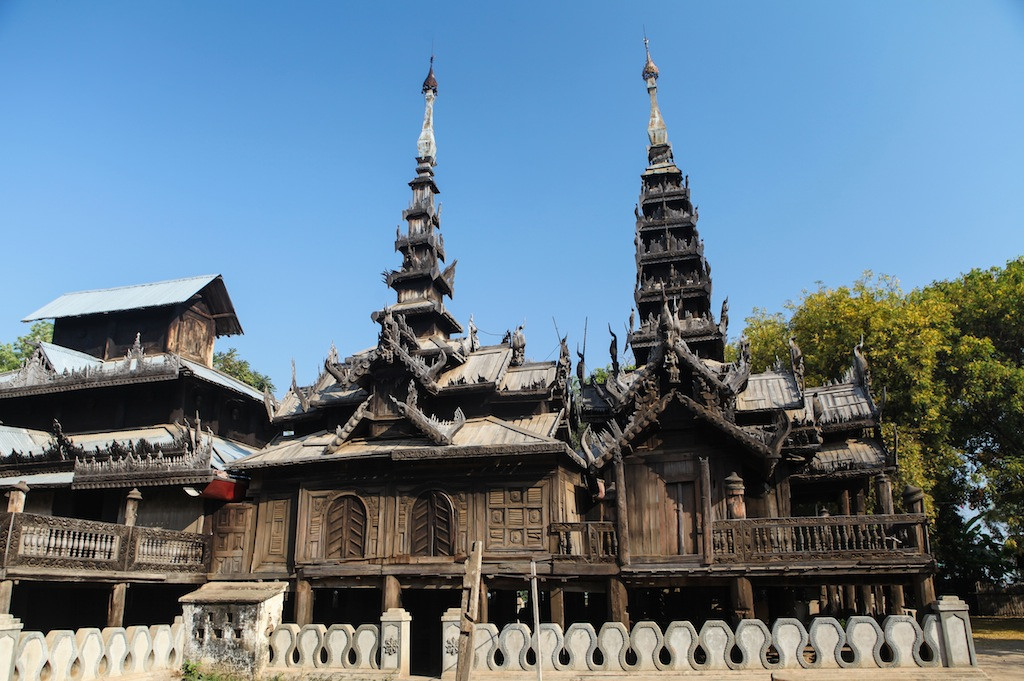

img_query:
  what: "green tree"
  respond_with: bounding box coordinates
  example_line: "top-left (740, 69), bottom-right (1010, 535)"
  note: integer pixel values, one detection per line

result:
top-left (213, 348), bottom-right (275, 393)
top-left (0, 322), bottom-right (53, 372)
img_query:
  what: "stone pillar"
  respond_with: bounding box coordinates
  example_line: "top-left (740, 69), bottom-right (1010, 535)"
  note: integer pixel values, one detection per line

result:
top-left (724, 473), bottom-right (746, 520)
top-left (295, 579), bottom-right (314, 626)
top-left (383, 575), bottom-right (402, 611)
top-left (380, 607), bottom-right (412, 677)
top-left (549, 586), bottom-right (565, 629)
top-left (607, 577), bottom-right (629, 626)
top-left (730, 577), bottom-right (754, 620)
top-left (107, 583), bottom-right (128, 628)
top-left (123, 488), bottom-right (143, 527)
top-left (5, 482), bottom-right (28, 513)
top-left (933, 595), bottom-right (977, 667)
top-left (441, 607), bottom-right (462, 677)
top-left (0, 613), bottom-right (24, 681)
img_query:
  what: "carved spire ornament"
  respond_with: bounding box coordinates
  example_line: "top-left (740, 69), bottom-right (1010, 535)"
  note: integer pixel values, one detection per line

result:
top-left (417, 55), bottom-right (438, 162)
top-left (643, 37), bottom-right (669, 148)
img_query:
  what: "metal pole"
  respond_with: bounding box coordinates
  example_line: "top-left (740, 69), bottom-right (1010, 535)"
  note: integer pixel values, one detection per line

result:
top-left (530, 560), bottom-right (543, 681)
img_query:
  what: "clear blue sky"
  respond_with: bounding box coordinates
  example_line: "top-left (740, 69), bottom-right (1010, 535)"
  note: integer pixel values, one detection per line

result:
top-left (2, 1), bottom-right (1022, 393)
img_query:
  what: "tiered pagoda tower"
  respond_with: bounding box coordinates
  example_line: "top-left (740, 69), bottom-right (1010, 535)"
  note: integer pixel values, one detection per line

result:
top-left (628, 41), bottom-right (725, 365)
top-left (373, 58), bottom-right (462, 341)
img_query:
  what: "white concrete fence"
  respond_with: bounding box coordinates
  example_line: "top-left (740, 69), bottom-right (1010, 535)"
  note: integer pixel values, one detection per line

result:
top-left (1, 615), bottom-right (184, 681)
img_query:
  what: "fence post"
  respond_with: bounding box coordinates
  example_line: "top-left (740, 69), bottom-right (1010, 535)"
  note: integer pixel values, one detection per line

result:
top-left (380, 607), bottom-right (412, 677)
top-left (0, 613), bottom-right (23, 681)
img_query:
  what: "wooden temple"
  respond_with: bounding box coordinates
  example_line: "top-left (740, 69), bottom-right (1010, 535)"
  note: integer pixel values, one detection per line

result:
top-left (0, 50), bottom-right (936, 667)
top-left (0, 275), bottom-right (270, 629)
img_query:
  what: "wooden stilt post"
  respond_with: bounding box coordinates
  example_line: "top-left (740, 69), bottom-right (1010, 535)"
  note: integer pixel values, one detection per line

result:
top-left (295, 579), bottom-right (314, 626)
top-left (549, 585), bottom-right (565, 630)
top-left (455, 541), bottom-right (483, 681)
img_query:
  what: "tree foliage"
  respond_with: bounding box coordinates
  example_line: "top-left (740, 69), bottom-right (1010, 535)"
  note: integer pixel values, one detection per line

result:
top-left (732, 261), bottom-right (1024, 590)
top-left (213, 348), bottom-right (276, 393)
top-left (0, 322), bottom-right (53, 372)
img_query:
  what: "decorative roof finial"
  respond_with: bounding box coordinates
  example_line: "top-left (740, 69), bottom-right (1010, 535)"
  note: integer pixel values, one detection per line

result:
top-left (417, 55), bottom-right (438, 162)
top-left (642, 35), bottom-right (659, 81)
top-left (642, 36), bottom-right (668, 147)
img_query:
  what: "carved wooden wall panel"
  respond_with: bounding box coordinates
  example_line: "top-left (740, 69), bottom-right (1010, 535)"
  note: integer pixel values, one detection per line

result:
top-left (486, 486), bottom-right (544, 550)
top-left (326, 495), bottom-right (367, 558)
top-left (410, 491), bottom-right (454, 556)
top-left (211, 502), bottom-right (253, 574)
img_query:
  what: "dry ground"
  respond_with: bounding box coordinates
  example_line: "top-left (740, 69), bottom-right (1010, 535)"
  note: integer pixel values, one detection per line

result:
top-left (973, 617), bottom-right (1024, 680)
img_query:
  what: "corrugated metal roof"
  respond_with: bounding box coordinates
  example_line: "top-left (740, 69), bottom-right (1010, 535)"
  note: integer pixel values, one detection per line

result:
top-left (0, 425), bottom-right (51, 456)
top-left (499, 363), bottom-right (556, 392)
top-left (736, 371), bottom-right (803, 412)
top-left (23, 274), bottom-right (243, 336)
top-left (437, 346), bottom-right (511, 388)
top-left (62, 425), bottom-right (256, 470)
top-left (0, 471), bottom-right (73, 488)
top-left (232, 415), bottom-right (566, 470)
top-left (24, 275), bottom-right (220, 320)
top-left (180, 357), bottom-right (264, 401)
top-left (38, 342), bottom-right (102, 374)
top-left (805, 438), bottom-right (887, 475)
top-left (812, 383), bottom-right (875, 425)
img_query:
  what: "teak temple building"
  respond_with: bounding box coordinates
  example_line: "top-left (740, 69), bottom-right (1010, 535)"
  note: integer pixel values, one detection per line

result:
top-left (0, 50), bottom-right (935, 662)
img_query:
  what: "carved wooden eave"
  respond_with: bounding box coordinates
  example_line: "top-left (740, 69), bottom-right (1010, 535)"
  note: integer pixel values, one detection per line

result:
top-left (325, 395), bottom-right (372, 454)
top-left (389, 381), bottom-right (465, 445)
top-left (0, 348), bottom-right (182, 400)
top-left (324, 349), bottom-right (378, 391)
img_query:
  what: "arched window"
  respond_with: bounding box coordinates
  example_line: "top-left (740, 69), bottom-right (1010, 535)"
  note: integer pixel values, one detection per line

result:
top-left (410, 491), bottom-right (454, 556)
top-left (326, 494), bottom-right (367, 559)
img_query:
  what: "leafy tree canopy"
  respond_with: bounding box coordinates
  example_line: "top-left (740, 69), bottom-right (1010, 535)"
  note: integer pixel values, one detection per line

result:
top-left (0, 322), bottom-right (53, 372)
top-left (213, 348), bottom-right (276, 393)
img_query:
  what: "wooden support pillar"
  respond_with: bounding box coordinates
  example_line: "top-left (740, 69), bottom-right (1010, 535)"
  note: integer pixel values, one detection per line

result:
top-left (612, 453), bottom-right (631, 566)
top-left (874, 473), bottom-right (895, 515)
top-left (607, 577), bottom-right (629, 627)
top-left (478, 580), bottom-right (489, 624)
top-left (108, 583), bottom-right (127, 628)
top-left (725, 473), bottom-right (746, 520)
top-left (730, 577), bottom-right (754, 621)
top-left (859, 585), bottom-right (874, 615)
top-left (550, 585), bottom-right (565, 630)
top-left (0, 581), bottom-right (13, 615)
top-left (699, 457), bottom-right (713, 565)
top-left (913, 573), bottom-right (936, 611)
top-left (123, 488), bottom-right (142, 527)
top-left (839, 489), bottom-right (851, 515)
top-left (383, 575), bottom-right (402, 611)
top-left (888, 583), bottom-right (906, 614)
top-left (6, 481), bottom-right (28, 513)
top-left (295, 579), bottom-right (314, 626)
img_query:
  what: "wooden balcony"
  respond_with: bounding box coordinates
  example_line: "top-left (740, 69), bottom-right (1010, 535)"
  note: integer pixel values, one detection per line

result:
top-left (550, 521), bottom-right (618, 562)
top-left (711, 513), bottom-right (929, 563)
top-left (0, 512), bottom-right (210, 580)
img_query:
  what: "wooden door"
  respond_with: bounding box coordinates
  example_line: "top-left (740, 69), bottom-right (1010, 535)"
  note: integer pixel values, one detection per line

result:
top-left (410, 491), bottom-right (454, 556)
top-left (211, 503), bottom-right (254, 574)
top-left (669, 482), bottom-right (699, 555)
top-left (326, 495), bottom-right (367, 559)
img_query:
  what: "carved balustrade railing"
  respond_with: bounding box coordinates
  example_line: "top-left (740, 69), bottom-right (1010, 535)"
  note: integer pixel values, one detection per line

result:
top-left (0, 512), bottom-right (210, 574)
top-left (711, 513), bottom-right (928, 563)
top-left (550, 522), bottom-right (617, 561)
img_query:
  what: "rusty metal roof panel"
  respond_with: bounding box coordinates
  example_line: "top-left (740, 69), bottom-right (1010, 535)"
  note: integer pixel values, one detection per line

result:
top-left (437, 346), bottom-right (511, 388)
top-left (23, 274), bottom-right (242, 336)
top-left (804, 437), bottom-right (887, 475)
top-left (736, 371), bottom-right (802, 412)
top-left (811, 382), bottom-right (875, 425)
top-left (499, 363), bottom-right (556, 392)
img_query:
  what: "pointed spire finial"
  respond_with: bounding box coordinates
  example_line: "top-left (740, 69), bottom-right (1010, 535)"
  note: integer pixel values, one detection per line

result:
top-left (417, 55), bottom-right (438, 161)
top-left (642, 35), bottom-right (668, 148)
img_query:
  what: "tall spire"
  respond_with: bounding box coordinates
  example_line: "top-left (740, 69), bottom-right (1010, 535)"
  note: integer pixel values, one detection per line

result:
top-left (374, 57), bottom-right (462, 341)
top-left (643, 38), bottom-right (669, 148)
top-left (417, 55), bottom-right (438, 162)
top-left (628, 38), bottom-right (724, 365)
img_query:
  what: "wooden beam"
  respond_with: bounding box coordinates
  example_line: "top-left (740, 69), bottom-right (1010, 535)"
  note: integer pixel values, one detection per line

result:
top-left (455, 541), bottom-right (483, 681)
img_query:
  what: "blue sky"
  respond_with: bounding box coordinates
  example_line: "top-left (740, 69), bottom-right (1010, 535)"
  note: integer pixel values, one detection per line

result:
top-left (1, 1), bottom-right (1022, 392)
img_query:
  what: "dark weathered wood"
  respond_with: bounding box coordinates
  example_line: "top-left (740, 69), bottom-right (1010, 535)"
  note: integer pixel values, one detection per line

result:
top-left (295, 579), bottom-right (313, 626)
top-left (107, 583), bottom-right (127, 627)
top-left (549, 585), bottom-right (565, 629)
top-left (730, 576), bottom-right (754, 620)
top-left (614, 455), bottom-right (631, 565)
top-left (607, 576), bottom-right (629, 626)
top-left (700, 457), bottom-right (713, 566)
top-left (455, 541), bottom-right (482, 681)
top-left (383, 574), bottom-right (402, 610)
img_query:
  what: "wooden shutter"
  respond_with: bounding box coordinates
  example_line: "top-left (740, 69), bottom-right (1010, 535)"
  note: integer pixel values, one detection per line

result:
top-left (326, 495), bottom-right (367, 559)
top-left (410, 491), bottom-right (454, 557)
